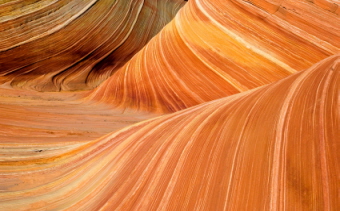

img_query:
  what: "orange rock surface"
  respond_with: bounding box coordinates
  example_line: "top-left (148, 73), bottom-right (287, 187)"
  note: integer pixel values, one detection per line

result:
top-left (0, 0), bottom-right (186, 91)
top-left (89, 0), bottom-right (340, 113)
top-left (0, 86), bottom-right (157, 143)
top-left (0, 0), bottom-right (339, 210)
top-left (1, 54), bottom-right (338, 210)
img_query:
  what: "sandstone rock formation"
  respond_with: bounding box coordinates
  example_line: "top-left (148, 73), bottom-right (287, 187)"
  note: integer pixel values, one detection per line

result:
top-left (0, 87), bottom-right (157, 143)
top-left (0, 0), bottom-right (339, 210)
top-left (89, 0), bottom-right (340, 113)
top-left (1, 54), bottom-right (338, 210)
top-left (0, 0), bottom-right (186, 91)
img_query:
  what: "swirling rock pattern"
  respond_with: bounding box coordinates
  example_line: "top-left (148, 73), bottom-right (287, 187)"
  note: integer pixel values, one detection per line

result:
top-left (0, 0), bottom-right (186, 91)
top-left (0, 0), bottom-right (339, 210)
top-left (89, 0), bottom-right (340, 113)
top-left (1, 54), bottom-right (338, 210)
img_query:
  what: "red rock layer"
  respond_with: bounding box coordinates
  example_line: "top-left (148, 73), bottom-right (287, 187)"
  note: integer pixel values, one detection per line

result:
top-left (89, 0), bottom-right (340, 113)
top-left (1, 54), bottom-right (338, 210)
top-left (0, 85), bottom-right (157, 143)
top-left (0, 0), bottom-right (186, 91)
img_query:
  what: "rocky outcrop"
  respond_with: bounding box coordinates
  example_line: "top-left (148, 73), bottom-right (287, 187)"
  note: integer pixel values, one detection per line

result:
top-left (0, 1), bottom-right (339, 210)
top-left (1, 54), bottom-right (338, 210)
top-left (89, 0), bottom-right (340, 113)
top-left (0, 0), bottom-right (186, 91)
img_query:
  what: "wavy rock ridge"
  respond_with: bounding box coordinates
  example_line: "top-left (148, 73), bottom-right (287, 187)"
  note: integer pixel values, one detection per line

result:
top-left (0, 0), bottom-right (186, 91)
top-left (89, 0), bottom-right (340, 113)
top-left (1, 54), bottom-right (338, 210)
top-left (0, 0), bottom-right (339, 210)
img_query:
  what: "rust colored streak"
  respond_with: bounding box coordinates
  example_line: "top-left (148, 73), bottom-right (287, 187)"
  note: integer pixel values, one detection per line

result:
top-left (0, 54), bottom-right (338, 210)
top-left (0, 0), bottom-right (339, 210)
top-left (0, 0), bottom-right (186, 91)
top-left (89, 0), bottom-right (340, 113)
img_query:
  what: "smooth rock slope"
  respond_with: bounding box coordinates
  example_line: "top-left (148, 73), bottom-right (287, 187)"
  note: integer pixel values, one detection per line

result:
top-left (89, 0), bottom-right (340, 113)
top-left (1, 54), bottom-right (338, 210)
top-left (0, 0), bottom-right (339, 210)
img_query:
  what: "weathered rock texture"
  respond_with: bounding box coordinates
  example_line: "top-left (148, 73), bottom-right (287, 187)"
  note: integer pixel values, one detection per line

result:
top-left (1, 54), bottom-right (339, 210)
top-left (0, 0), bottom-right (186, 91)
top-left (0, 0), bottom-right (339, 210)
top-left (89, 0), bottom-right (340, 113)
top-left (0, 86), bottom-right (157, 143)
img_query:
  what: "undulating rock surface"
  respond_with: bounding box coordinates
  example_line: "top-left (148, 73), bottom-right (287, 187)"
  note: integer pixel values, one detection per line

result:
top-left (1, 54), bottom-right (339, 210)
top-left (0, 0), bottom-right (339, 210)
top-left (0, 0), bottom-right (186, 91)
top-left (89, 0), bottom-right (340, 113)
